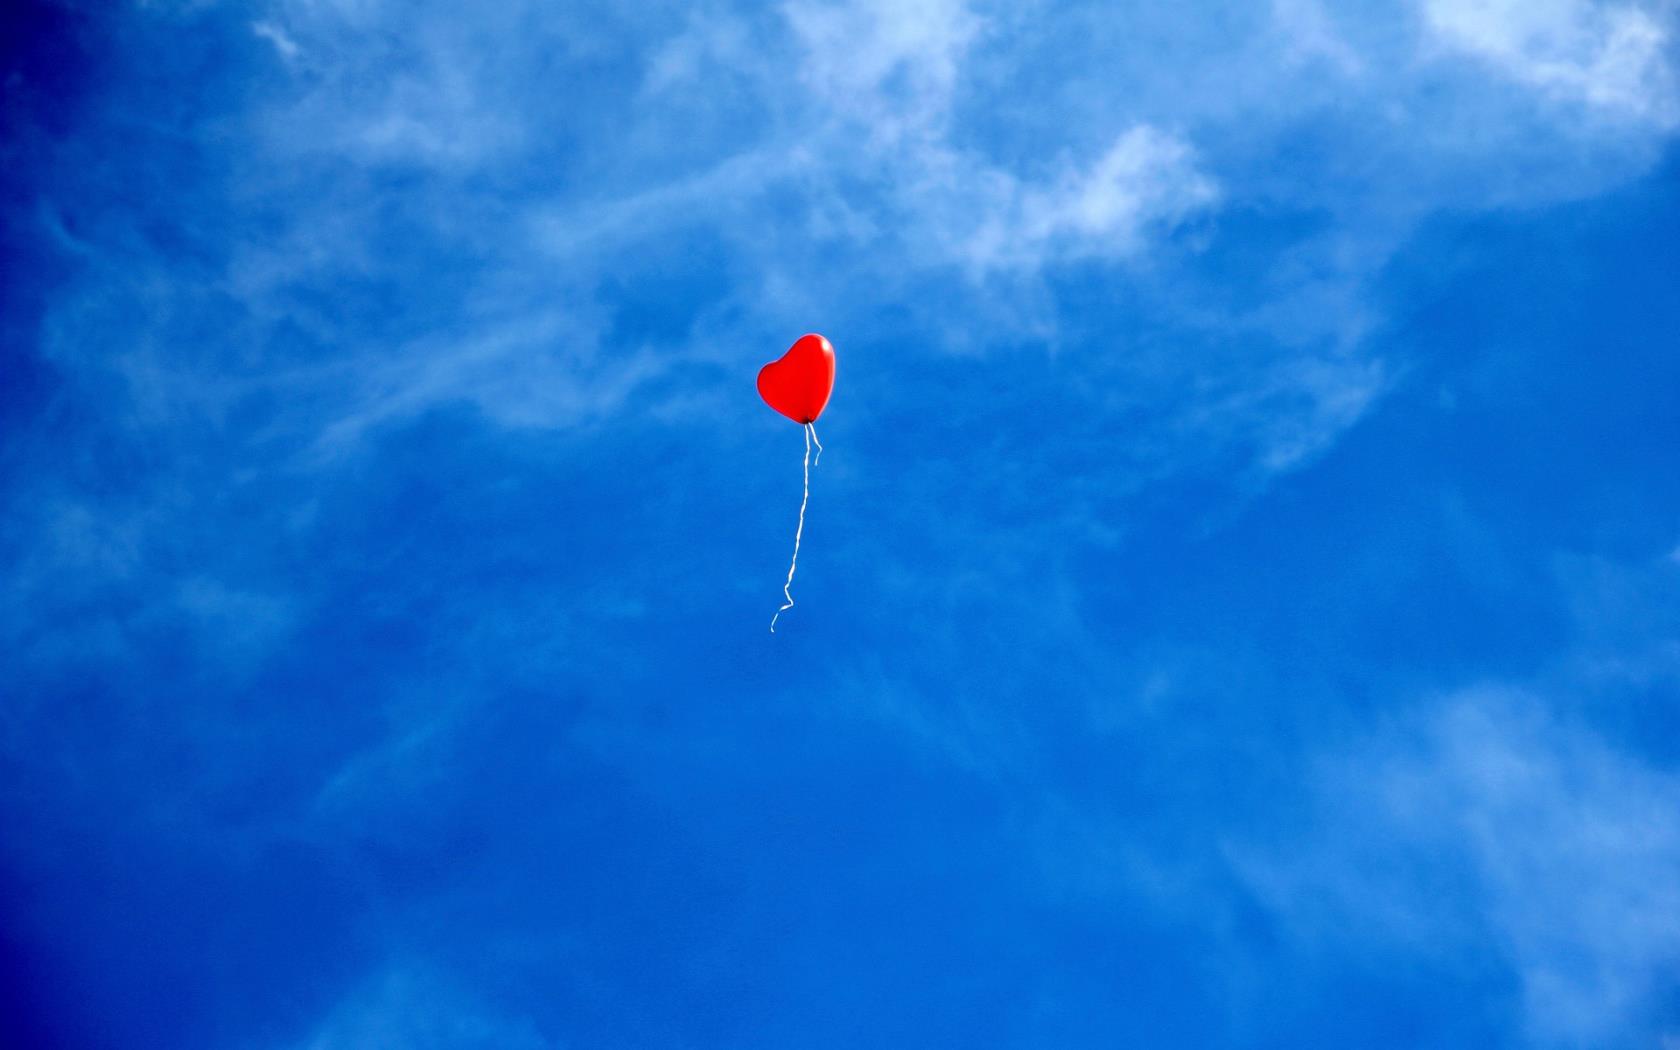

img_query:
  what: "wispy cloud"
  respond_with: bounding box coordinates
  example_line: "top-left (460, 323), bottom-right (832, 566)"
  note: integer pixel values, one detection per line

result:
top-left (1238, 687), bottom-right (1680, 1044)
top-left (251, 20), bottom-right (300, 61)
top-left (784, 0), bottom-right (983, 140)
top-left (13, 0), bottom-right (1679, 702)
top-left (6, 4), bottom-right (1680, 1045)
top-left (289, 964), bottom-right (552, 1050)
top-left (965, 125), bottom-right (1220, 272)
top-left (1422, 0), bottom-right (1679, 127)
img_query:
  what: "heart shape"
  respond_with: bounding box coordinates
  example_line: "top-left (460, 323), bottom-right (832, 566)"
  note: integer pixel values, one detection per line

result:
top-left (757, 334), bottom-right (836, 425)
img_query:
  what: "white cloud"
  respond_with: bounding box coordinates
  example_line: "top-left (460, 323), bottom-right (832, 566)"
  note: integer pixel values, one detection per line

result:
top-left (642, 12), bottom-right (755, 96)
top-left (254, 3), bottom-right (549, 169)
top-left (21, 0), bottom-right (1680, 699)
top-left (783, 0), bottom-right (984, 141)
top-left (1272, 0), bottom-right (1364, 73)
top-left (305, 310), bottom-right (657, 455)
top-left (288, 964), bottom-right (553, 1050)
top-left (0, 496), bottom-right (295, 681)
top-left (1422, 0), bottom-right (1680, 127)
top-left (173, 575), bottom-right (297, 667)
top-left (967, 125), bottom-right (1221, 272)
top-left (767, 2), bottom-right (1225, 280)
top-left (1239, 688), bottom-right (1680, 1044)
top-left (252, 19), bottom-right (301, 60)
top-left (1244, 354), bottom-right (1388, 473)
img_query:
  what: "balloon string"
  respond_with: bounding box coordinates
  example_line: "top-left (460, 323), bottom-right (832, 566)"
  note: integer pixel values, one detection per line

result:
top-left (809, 421), bottom-right (822, 466)
top-left (770, 424), bottom-right (813, 633)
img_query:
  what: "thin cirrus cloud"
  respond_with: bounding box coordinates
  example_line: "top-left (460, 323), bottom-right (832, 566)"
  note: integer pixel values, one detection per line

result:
top-left (1422, 0), bottom-right (1680, 127)
top-left (8, 0), bottom-right (1675, 757)
top-left (11, 0), bottom-right (1677, 760)
top-left (1235, 686), bottom-right (1680, 1046)
top-left (4, 1), bottom-right (1680, 1047)
top-left (74, 0), bottom-right (1668, 466)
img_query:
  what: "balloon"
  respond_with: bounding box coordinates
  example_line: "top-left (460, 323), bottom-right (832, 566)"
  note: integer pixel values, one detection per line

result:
top-left (757, 334), bottom-right (835, 425)
top-left (759, 334), bottom-right (834, 632)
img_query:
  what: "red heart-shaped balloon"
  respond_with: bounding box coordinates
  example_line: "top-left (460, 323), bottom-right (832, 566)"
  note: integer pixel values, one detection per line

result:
top-left (757, 334), bottom-right (835, 425)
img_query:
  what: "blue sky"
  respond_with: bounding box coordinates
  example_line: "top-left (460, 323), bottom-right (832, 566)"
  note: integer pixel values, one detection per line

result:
top-left (4, 0), bottom-right (1680, 1046)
